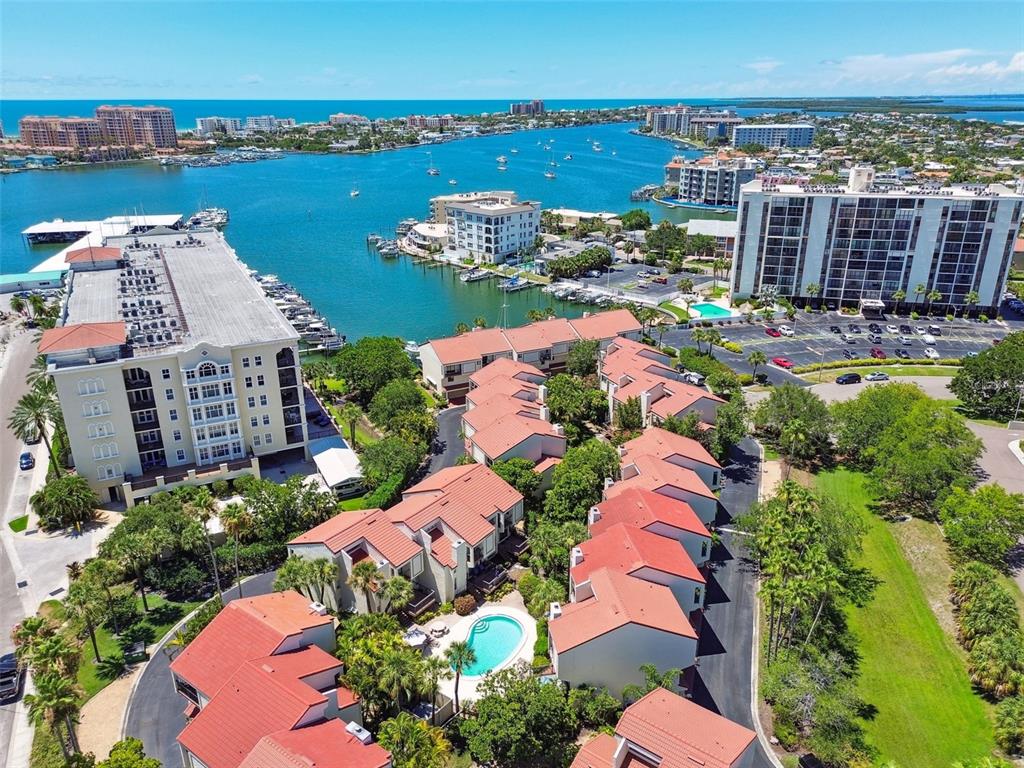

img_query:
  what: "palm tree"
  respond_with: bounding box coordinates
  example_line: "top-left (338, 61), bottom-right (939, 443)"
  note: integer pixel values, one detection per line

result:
top-left (676, 277), bottom-right (694, 294)
top-left (83, 558), bottom-right (122, 631)
top-left (779, 419), bottom-right (808, 478)
top-left (30, 475), bottom-right (99, 532)
top-left (748, 350), bottom-right (767, 379)
top-left (422, 656), bottom-right (452, 725)
top-left (963, 290), bottom-right (980, 319)
top-left (11, 616), bottom-right (58, 663)
top-left (24, 671), bottom-right (82, 759)
top-left (339, 402), bottom-right (363, 448)
top-left (27, 294), bottom-right (47, 319)
top-left (913, 283), bottom-right (926, 311)
top-left (378, 647), bottom-right (425, 711)
top-left (805, 283), bottom-right (821, 300)
top-left (349, 560), bottom-right (380, 612)
top-left (184, 488), bottom-right (224, 603)
top-left (472, 316), bottom-right (487, 329)
top-left (25, 355), bottom-right (50, 389)
top-left (526, 309), bottom-right (546, 322)
top-left (8, 389), bottom-right (60, 475)
top-left (926, 289), bottom-right (942, 316)
top-left (891, 289), bottom-right (906, 315)
top-left (378, 712), bottom-right (451, 768)
top-left (65, 579), bottom-right (106, 663)
top-left (65, 561), bottom-right (84, 582)
top-left (380, 576), bottom-right (413, 615)
top-left (220, 502), bottom-right (253, 598)
top-left (712, 257), bottom-right (728, 284)
top-left (308, 558), bottom-right (339, 605)
top-left (9, 295), bottom-right (26, 315)
top-left (28, 634), bottom-right (81, 678)
top-left (274, 555), bottom-right (314, 595)
top-left (690, 327), bottom-right (706, 355)
top-left (703, 329), bottom-right (722, 358)
top-left (444, 640), bottom-right (476, 714)
top-left (109, 529), bottom-right (168, 612)
top-left (453, 322), bottom-right (471, 335)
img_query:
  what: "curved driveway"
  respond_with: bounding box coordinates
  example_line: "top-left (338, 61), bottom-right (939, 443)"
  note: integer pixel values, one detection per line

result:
top-left (124, 572), bottom-right (276, 768)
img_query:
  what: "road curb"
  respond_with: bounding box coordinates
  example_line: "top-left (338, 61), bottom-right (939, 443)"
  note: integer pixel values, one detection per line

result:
top-left (749, 439), bottom-right (784, 768)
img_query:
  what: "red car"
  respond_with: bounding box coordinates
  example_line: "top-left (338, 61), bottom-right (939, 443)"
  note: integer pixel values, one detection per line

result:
top-left (764, 327), bottom-right (782, 338)
top-left (771, 356), bottom-right (794, 369)
top-left (869, 347), bottom-right (887, 359)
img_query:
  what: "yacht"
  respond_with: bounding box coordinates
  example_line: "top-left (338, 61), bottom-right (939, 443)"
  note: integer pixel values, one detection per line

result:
top-left (426, 151), bottom-right (440, 176)
top-left (510, 148), bottom-right (519, 154)
top-left (497, 164), bottom-right (508, 172)
top-left (189, 207), bottom-right (229, 229)
top-left (563, 154), bottom-right (573, 161)
top-left (544, 170), bottom-right (556, 179)
top-left (460, 268), bottom-right (492, 283)
top-left (349, 188), bottom-right (360, 198)
top-left (496, 155), bottom-right (508, 163)
top-left (449, 179), bottom-right (458, 185)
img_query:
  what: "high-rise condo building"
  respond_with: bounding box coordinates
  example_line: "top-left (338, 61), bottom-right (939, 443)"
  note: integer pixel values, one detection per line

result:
top-left (429, 191), bottom-right (518, 224)
top-left (663, 156), bottom-right (756, 207)
top-left (245, 115), bottom-right (297, 132)
top-left (732, 123), bottom-right (815, 148)
top-left (195, 116), bottom-right (242, 136)
top-left (40, 230), bottom-right (309, 508)
top-left (18, 117), bottom-right (103, 148)
top-left (95, 105), bottom-right (178, 148)
top-left (731, 166), bottom-right (1024, 312)
top-left (509, 100), bottom-right (545, 116)
top-left (444, 195), bottom-right (540, 263)
top-left (645, 106), bottom-right (691, 136)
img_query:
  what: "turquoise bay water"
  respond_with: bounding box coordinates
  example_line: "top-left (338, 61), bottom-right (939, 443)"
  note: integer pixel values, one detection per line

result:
top-left (458, 614), bottom-right (525, 676)
top-left (1, 122), bottom-right (716, 341)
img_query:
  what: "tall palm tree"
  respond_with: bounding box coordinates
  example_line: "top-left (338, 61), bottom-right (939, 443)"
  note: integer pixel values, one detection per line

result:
top-left (963, 290), bottom-right (980, 319)
top-left (273, 555), bottom-right (314, 596)
top-left (349, 560), bottom-right (380, 612)
top-left (472, 316), bottom-right (487, 329)
top-left (453, 322), bottom-right (471, 335)
top-left (30, 475), bottom-right (99, 532)
top-left (65, 579), bottom-right (106, 663)
top-left (339, 402), bottom-right (363, 448)
top-left (11, 616), bottom-right (58, 664)
top-left (27, 293), bottom-right (47, 319)
top-left (422, 656), bottom-right (452, 725)
top-left (703, 329), bottom-right (722, 358)
top-left (110, 528), bottom-right (168, 612)
top-left (891, 289), bottom-right (906, 315)
top-left (444, 641), bottom-right (476, 715)
top-left (378, 711), bottom-right (450, 768)
top-left (9, 295), bottom-right (26, 315)
top-left (24, 671), bottom-right (82, 759)
top-left (747, 350), bottom-right (767, 379)
top-left (926, 289), bottom-right (942, 316)
top-left (309, 558), bottom-right (339, 605)
top-left (690, 327), bottom-right (706, 355)
top-left (25, 355), bottom-right (50, 389)
top-left (220, 502), bottom-right (253, 598)
top-left (83, 558), bottom-right (122, 631)
top-left (28, 634), bottom-right (81, 678)
top-left (378, 647), bottom-right (425, 712)
top-left (8, 389), bottom-right (60, 475)
top-left (913, 283), bottom-right (926, 311)
top-left (380, 576), bottom-right (413, 615)
top-left (184, 488), bottom-right (224, 603)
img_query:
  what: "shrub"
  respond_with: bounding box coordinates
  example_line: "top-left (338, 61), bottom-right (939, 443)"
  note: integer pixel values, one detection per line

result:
top-left (980, 314), bottom-right (989, 322)
top-left (105, 591), bottom-right (142, 631)
top-left (96, 651), bottom-right (127, 680)
top-left (181, 600), bottom-right (223, 645)
top-left (737, 373), bottom-right (754, 386)
top-left (118, 621), bottom-right (156, 649)
top-left (215, 541), bottom-right (288, 575)
top-left (518, 572), bottom-right (541, 604)
top-left (211, 479), bottom-right (231, 498)
top-left (994, 695), bottom-right (1024, 753)
top-left (955, 580), bottom-right (1020, 650)
top-left (720, 341), bottom-right (743, 354)
top-left (967, 629), bottom-right (1024, 698)
top-left (534, 618), bottom-right (548, 658)
top-left (153, 561), bottom-right (207, 601)
top-left (791, 357), bottom-right (962, 374)
top-left (232, 474), bottom-right (258, 496)
top-left (677, 347), bottom-right (734, 378)
top-left (453, 595), bottom-right (477, 616)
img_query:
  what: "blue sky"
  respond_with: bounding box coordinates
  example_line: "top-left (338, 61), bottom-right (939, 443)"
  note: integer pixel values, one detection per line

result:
top-left (2, 1), bottom-right (1022, 99)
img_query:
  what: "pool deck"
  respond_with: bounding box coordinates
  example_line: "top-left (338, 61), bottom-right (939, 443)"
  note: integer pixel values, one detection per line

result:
top-left (427, 593), bottom-right (537, 704)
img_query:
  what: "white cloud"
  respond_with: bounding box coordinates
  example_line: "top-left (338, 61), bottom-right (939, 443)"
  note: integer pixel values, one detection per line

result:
top-left (830, 48), bottom-right (982, 85)
top-left (239, 73), bottom-right (263, 85)
top-left (927, 51), bottom-right (1024, 82)
top-left (745, 59), bottom-right (781, 75)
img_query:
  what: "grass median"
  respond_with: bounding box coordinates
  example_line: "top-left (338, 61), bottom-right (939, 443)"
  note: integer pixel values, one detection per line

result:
top-left (800, 364), bottom-right (960, 383)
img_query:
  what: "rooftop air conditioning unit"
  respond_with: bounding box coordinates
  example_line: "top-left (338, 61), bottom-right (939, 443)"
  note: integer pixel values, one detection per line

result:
top-left (308, 601), bottom-right (327, 616)
top-left (345, 721), bottom-right (373, 745)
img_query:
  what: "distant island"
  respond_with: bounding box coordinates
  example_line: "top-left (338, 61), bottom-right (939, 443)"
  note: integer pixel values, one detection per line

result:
top-left (736, 96), bottom-right (1024, 114)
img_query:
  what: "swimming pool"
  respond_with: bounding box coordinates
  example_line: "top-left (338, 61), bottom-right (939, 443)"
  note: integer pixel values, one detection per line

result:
top-left (458, 615), bottom-right (525, 676)
top-left (690, 302), bottom-right (734, 319)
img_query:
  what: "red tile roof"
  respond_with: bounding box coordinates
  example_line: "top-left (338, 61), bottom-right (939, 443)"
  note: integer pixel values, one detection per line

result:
top-left (466, 376), bottom-right (540, 408)
top-left (425, 327), bottom-right (511, 365)
top-left (470, 412), bottom-right (563, 460)
top-left (503, 317), bottom-right (577, 353)
top-left (616, 688), bottom-right (756, 768)
top-left (178, 646), bottom-right (346, 768)
top-left (170, 592), bottom-right (332, 699)
top-left (648, 386), bottom-right (724, 418)
top-left (571, 523), bottom-right (704, 586)
top-left (239, 720), bottom-right (391, 768)
top-left (568, 309), bottom-right (642, 341)
top-left (591, 488), bottom-right (709, 539)
top-left (389, 464), bottom-right (523, 546)
top-left (64, 245), bottom-right (121, 264)
top-left (463, 393), bottom-right (543, 432)
top-left (534, 455), bottom-right (563, 474)
top-left (469, 357), bottom-right (545, 387)
top-left (429, 529), bottom-right (457, 568)
top-left (38, 321), bottom-right (126, 354)
top-left (609, 455), bottom-right (716, 500)
top-left (289, 509), bottom-right (421, 567)
top-left (548, 567), bottom-right (697, 652)
top-left (569, 733), bottom-right (618, 768)
top-left (622, 428), bottom-right (721, 470)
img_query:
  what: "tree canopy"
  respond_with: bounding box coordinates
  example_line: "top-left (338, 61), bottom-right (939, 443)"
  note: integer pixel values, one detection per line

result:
top-left (830, 383), bottom-right (927, 467)
top-left (950, 331), bottom-right (1024, 422)
top-left (940, 485), bottom-right (1024, 569)
top-left (753, 384), bottom-right (831, 467)
top-left (334, 337), bottom-right (416, 402)
top-left (543, 439), bottom-right (619, 524)
top-left (619, 209), bottom-right (652, 231)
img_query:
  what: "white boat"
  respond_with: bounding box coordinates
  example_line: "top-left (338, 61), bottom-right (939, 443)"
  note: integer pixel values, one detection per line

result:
top-left (350, 188), bottom-right (360, 198)
top-left (189, 207), bottom-right (229, 229)
top-left (426, 151), bottom-right (440, 176)
top-left (542, 144), bottom-right (551, 151)
top-left (460, 268), bottom-right (493, 283)
top-left (544, 170), bottom-right (556, 179)
top-left (497, 164), bottom-right (508, 172)
top-left (563, 154), bottom-right (573, 161)
top-left (496, 155), bottom-right (508, 163)
top-left (510, 148), bottom-right (519, 154)
top-left (449, 179), bottom-right (458, 185)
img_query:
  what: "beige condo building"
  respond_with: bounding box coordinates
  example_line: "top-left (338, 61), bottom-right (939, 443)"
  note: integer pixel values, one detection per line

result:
top-left (40, 230), bottom-right (308, 507)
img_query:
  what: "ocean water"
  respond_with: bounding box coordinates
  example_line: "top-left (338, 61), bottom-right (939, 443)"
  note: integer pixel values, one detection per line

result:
top-left (1, 122), bottom-right (714, 341)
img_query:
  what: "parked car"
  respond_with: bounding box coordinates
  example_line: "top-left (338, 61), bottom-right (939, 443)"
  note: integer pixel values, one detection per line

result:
top-left (842, 349), bottom-right (857, 360)
top-left (869, 347), bottom-right (887, 359)
top-left (914, 326), bottom-right (926, 335)
top-left (778, 325), bottom-right (795, 337)
top-left (964, 351), bottom-right (978, 358)
top-left (927, 325), bottom-right (942, 336)
top-left (922, 334), bottom-right (936, 345)
top-left (865, 372), bottom-right (890, 382)
top-left (19, 452), bottom-right (34, 471)
top-left (771, 356), bottom-right (795, 369)
top-left (586, 270), bottom-right (602, 278)
top-left (868, 334), bottom-right (882, 344)
top-left (897, 335), bottom-right (913, 346)
top-left (841, 333), bottom-right (856, 343)
top-left (924, 347), bottom-right (940, 360)
top-left (848, 324), bottom-right (862, 333)
top-left (899, 324), bottom-right (913, 334)
top-left (836, 373), bottom-right (862, 385)
top-left (0, 654), bottom-right (23, 701)
top-left (765, 327), bottom-right (782, 338)
top-left (867, 323), bottom-right (882, 334)
top-left (680, 371), bottom-right (706, 386)
top-left (885, 324), bottom-right (899, 334)
top-left (652, 276), bottom-right (668, 285)
top-left (895, 349), bottom-right (911, 359)
top-left (828, 325), bottom-right (842, 334)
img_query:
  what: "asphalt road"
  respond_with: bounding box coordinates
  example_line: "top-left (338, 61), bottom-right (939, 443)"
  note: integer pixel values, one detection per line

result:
top-left (691, 437), bottom-right (775, 768)
top-left (429, 406), bottom-right (466, 473)
top-left (124, 572), bottom-right (276, 768)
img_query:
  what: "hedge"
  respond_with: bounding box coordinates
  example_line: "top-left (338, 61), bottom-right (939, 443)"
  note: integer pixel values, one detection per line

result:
top-left (791, 357), bottom-right (962, 374)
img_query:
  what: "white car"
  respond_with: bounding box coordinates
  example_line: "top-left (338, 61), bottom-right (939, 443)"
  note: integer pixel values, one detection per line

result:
top-left (897, 335), bottom-right (913, 346)
top-left (778, 325), bottom-right (794, 337)
top-left (865, 372), bottom-right (890, 382)
top-left (924, 347), bottom-right (940, 359)
top-left (885, 324), bottom-right (898, 334)
top-left (914, 326), bottom-right (927, 335)
top-left (922, 334), bottom-right (936, 345)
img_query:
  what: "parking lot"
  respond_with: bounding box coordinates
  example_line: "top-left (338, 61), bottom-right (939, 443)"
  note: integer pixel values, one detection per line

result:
top-left (664, 311), bottom-right (1019, 371)
top-left (569, 262), bottom-right (705, 302)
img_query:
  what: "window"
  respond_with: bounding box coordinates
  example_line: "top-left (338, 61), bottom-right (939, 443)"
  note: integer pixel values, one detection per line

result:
top-left (245, 376), bottom-right (253, 388)
top-left (162, 368), bottom-right (171, 380)
top-left (205, 404), bottom-right (224, 420)
top-left (188, 386), bottom-right (199, 401)
top-left (173, 429), bottom-right (182, 441)
top-left (259, 395), bottom-right (268, 407)
top-left (254, 355), bottom-right (262, 366)
top-left (169, 409), bottom-right (178, 421)
top-left (199, 447), bottom-right (210, 463)
top-left (694, 586), bottom-right (702, 605)
top-left (198, 362), bottom-right (217, 378)
top-left (201, 383), bottom-right (219, 399)
top-left (257, 375), bottom-right (265, 386)
top-left (165, 388), bottom-right (175, 401)
top-left (191, 407), bottom-right (203, 421)
top-left (242, 357), bottom-right (250, 368)
top-left (264, 433), bottom-right (273, 445)
top-left (250, 417), bottom-right (258, 428)
top-left (247, 396), bottom-right (256, 408)
top-left (185, 370), bottom-right (197, 381)
top-left (223, 381), bottom-right (233, 395)
top-left (701, 540), bottom-right (708, 558)
top-left (253, 435), bottom-right (262, 447)
top-left (262, 414), bottom-right (270, 426)
top-left (712, 470), bottom-right (720, 487)
top-left (219, 364), bottom-right (230, 376)
top-left (176, 449), bottom-right (186, 462)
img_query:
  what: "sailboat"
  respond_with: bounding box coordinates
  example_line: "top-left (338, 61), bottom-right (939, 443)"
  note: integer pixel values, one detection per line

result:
top-left (544, 151), bottom-right (556, 179)
top-left (426, 151), bottom-right (440, 176)
top-left (349, 186), bottom-right (360, 198)
top-left (510, 147), bottom-right (519, 154)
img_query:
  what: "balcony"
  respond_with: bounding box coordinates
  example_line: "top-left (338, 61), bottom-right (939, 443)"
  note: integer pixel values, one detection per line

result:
top-left (404, 587), bottom-right (438, 619)
top-left (187, 390), bottom-right (237, 407)
top-left (128, 396), bottom-right (156, 412)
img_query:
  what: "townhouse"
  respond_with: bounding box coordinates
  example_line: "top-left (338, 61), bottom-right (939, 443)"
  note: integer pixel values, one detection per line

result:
top-left (620, 428), bottom-right (722, 492)
top-left (420, 309), bottom-right (642, 403)
top-left (170, 591), bottom-right (389, 768)
top-left (571, 688), bottom-right (757, 768)
top-left (547, 566), bottom-right (698, 699)
top-left (608, 454), bottom-right (718, 525)
top-left (599, 337), bottom-right (724, 427)
top-left (288, 464), bottom-right (524, 616)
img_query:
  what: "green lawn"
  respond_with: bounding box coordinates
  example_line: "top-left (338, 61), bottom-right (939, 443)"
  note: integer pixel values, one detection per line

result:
top-left (814, 470), bottom-right (994, 766)
top-left (801, 365), bottom-right (960, 383)
top-left (658, 301), bottom-right (689, 321)
top-left (8, 515), bottom-right (28, 532)
top-left (338, 494), bottom-right (370, 511)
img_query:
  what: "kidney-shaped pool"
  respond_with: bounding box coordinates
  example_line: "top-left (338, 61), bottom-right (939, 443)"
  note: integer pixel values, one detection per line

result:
top-left (456, 614), bottom-right (525, 676)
